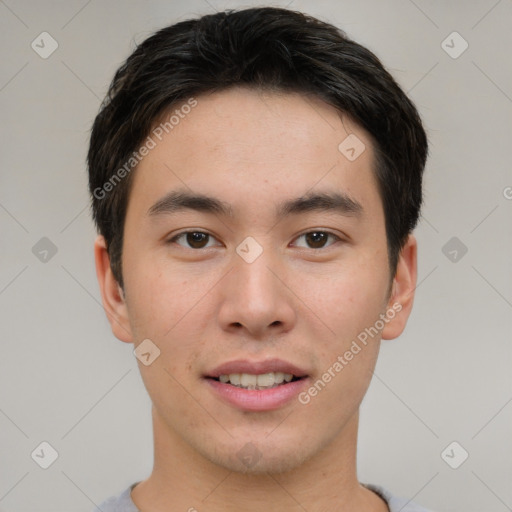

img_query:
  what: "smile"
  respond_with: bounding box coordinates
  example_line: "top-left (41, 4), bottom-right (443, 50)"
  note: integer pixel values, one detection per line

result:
top-left (214, 371), bottom-right (300, 390)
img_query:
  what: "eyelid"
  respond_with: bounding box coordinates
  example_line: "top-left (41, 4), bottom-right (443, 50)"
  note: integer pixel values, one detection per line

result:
top-left (167, 228), bottom-right (344, 250)
top-left (167, 229), bottom-right (222, 248)
top-left (291, 229), bottom-right (342, 249)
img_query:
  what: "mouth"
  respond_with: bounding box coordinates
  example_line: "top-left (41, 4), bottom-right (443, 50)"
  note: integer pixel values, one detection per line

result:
top-left (207, 372), bottom-right (304, 390)
top-left (204, 359), bottom-right (310, 411)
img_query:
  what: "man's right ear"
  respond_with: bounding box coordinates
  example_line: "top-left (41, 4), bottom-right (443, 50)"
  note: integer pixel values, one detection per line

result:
top-left (94, 235), bottom-right (134, 343)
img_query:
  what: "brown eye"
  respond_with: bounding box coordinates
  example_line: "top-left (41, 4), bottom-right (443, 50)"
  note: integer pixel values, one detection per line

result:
top-left (186, 232), bottom-right (209, 248)
top-left (294, 231), bottom-right (340, 249)
top-left (171, 231), bottom-right (217, 249)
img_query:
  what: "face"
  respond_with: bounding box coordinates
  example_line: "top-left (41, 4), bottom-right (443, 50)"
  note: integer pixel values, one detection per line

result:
top-left (96, 87), bottom-right (416, 475)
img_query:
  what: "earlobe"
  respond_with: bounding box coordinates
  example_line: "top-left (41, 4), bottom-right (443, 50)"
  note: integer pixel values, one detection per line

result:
top-left (94, 235), bottom-right (134, 343)
top-left (381, 234), bottom-right (418, 340)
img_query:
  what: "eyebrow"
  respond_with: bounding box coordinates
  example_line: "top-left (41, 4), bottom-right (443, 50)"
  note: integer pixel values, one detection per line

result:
top-left (147, 189), bottom-right (363, 220)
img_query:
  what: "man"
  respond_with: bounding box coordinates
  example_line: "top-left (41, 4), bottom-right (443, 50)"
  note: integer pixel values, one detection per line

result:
top-left (89, 6), bottom-right (432, 511)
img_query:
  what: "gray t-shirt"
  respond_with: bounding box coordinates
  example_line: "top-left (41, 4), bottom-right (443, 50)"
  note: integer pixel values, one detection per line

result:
top-left (92, 482), bottom-right (434, 511)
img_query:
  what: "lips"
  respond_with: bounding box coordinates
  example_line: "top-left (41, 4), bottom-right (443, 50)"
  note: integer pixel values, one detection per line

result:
top-left (205, 358), bottom-right (309, 379)
top-left (204, 358), bottom-right (310, 411)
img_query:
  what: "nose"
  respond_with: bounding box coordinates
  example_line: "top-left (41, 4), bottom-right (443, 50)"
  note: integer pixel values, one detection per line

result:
top-left (217, 245), bottom-right (297, 338)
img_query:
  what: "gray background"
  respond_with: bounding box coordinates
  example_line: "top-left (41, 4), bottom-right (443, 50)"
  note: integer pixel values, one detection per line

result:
top-left (1, 1), bottom-right (511, 511)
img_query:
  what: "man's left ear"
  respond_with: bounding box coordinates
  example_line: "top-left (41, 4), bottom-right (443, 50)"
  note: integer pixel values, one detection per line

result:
top-left (381, 234), bottom-right (417, 340)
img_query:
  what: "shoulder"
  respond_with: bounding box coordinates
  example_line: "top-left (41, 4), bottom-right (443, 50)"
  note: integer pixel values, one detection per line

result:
top-left (91, 483), bottom-right (140, 512)
top-left (94, 481), bottom-right (437, 512)
top-left (364, 483), bottom-right (436, 512)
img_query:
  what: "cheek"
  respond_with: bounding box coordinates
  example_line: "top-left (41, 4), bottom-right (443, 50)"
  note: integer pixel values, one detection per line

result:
top-left (124, 255), bottom-right (193, 333)
top-left (299, 260), bottom-right (389, 343)
top-left (125, 259), bottom-right (218, 368)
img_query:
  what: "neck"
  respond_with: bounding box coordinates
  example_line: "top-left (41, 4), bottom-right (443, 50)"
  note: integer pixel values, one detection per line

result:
top-left (131, 406), bottom-right (388, 512)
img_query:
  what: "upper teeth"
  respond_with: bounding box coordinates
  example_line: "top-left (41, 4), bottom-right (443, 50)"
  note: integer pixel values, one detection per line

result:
top-left (218, 372), bottom-right (294, 389)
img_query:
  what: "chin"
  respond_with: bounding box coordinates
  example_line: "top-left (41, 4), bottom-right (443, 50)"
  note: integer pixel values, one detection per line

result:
top-left (201, 436), bottom-right (316, 476)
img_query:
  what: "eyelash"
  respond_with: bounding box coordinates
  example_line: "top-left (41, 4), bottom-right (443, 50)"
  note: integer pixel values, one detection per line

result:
top-left (167, 230), bottom-right (342, 250)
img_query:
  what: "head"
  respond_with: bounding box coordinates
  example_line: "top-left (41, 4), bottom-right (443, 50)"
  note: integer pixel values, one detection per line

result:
top-left (89, 7), bottom-right (427, 474)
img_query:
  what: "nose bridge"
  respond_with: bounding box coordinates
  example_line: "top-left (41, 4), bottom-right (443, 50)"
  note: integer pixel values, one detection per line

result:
top-left (233, 236), bottom-right (280, 300)
top-left (217, 236), bottom-right (295, 334)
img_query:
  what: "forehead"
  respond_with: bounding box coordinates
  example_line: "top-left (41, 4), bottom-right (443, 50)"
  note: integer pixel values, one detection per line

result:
top-left (128, 87), bottom-right (381, 218)
top-left (154, 87), bottom-right (367, 162)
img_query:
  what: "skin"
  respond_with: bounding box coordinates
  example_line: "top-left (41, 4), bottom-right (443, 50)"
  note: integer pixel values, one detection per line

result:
top-left (95, 87), bottom-right (417, 512)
